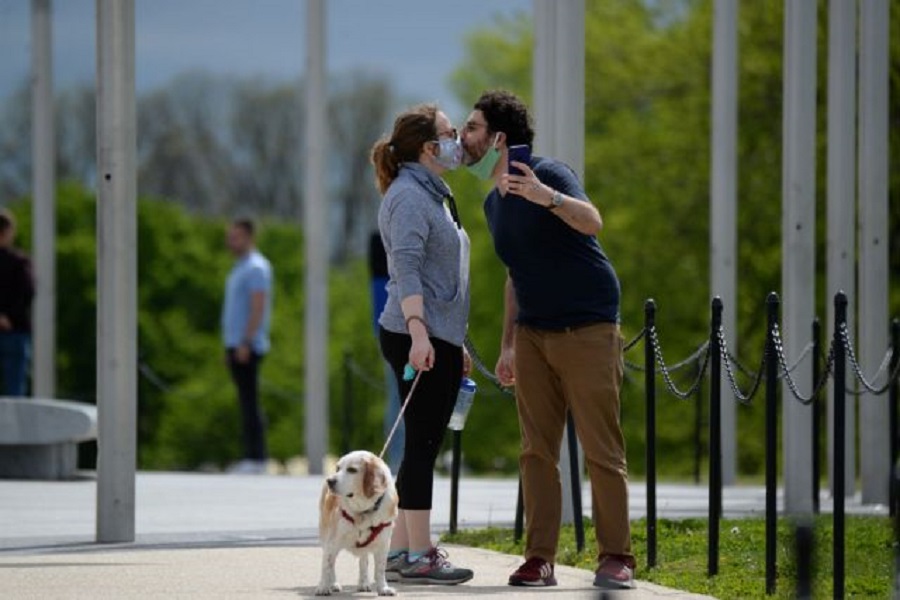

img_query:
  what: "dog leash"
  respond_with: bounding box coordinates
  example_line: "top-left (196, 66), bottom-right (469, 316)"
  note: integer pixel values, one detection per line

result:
top-left (378, 367), bottom-right (423, 460)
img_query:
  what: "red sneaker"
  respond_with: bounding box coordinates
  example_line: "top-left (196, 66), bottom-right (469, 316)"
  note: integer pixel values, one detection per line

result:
top-left (594, 555), bottom-right (635, 589)
top-left (508, 557), bottom-right (557, 587)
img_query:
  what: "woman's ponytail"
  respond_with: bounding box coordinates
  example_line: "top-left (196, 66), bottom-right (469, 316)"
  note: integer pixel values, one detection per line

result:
top-left (369, 104), bottom-right (438, 196)
top-left (371, 136), bottom-right (400, 195)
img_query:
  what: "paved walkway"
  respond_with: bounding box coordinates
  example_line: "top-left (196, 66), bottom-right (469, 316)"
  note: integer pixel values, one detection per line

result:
top-left (0, 472), bottom-right (887, 599)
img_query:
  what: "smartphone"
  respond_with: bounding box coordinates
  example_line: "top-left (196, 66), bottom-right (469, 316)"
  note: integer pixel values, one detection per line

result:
top-left (508, 144), bottom-right (532, 176)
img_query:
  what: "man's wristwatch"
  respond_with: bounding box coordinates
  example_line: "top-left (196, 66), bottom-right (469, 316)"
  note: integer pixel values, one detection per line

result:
top-left (548, 190), bottom-right (564, 210)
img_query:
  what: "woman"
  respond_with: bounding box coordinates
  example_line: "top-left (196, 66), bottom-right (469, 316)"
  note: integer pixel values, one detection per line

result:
top-left (370, 104), bottom-right (472, 585)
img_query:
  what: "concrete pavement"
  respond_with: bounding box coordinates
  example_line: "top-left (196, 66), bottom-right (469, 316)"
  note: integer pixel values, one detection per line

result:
top-left (0, 471), bottom-right (887, 599)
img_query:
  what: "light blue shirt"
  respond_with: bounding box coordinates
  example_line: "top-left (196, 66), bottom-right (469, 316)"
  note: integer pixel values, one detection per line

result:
top-left (222, 249), bottom-right (273, 354)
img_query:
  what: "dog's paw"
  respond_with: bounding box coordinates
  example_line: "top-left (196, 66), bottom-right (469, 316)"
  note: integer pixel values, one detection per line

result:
top-left (377, 585), bottom-right (397, 596)
top-left (314, 583), bottom-right (341, 596)
top-left (357, 581), bottom-right (373, 593)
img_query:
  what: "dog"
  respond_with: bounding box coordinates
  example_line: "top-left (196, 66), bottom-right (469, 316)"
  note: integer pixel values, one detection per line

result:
top-left (315, 450), bottom-right (398, 596)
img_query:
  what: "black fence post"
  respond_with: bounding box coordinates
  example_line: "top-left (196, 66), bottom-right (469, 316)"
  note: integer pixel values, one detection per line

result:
top-left (645, 299), bottom-right (657, 569)
top-left (795, 519), bottom-right (814, 600)
top-left (812, 318), bottom-right (821, 515)
top-left (833, 291), bottom-right (848, 600)
top-left (342, 350), bottom-right (353, 455)
top-left (566, 412), bottom-right (585, 553)
top-left (449, 429), bottom-right (461, 534)
top-left (514, 475), bottom-right (524, 544)
top-left (891, 319), bottom-right (899, 518)
top-left (765, 292), bottom-right (779, 596)
top-left (694, 358), bottom-right (704, 486)
top-left (708, 297), bottom-right (722, 578)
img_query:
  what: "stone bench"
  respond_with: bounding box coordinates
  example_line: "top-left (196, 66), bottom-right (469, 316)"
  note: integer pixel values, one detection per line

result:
top-left (0, 397), bottom-right (97, 480)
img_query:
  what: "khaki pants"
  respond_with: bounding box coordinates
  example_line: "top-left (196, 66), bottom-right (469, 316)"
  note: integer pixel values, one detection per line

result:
top-left (515, 322), bottom-right (634, 565)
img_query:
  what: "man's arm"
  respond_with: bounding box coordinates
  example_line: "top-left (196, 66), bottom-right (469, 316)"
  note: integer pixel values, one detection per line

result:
top-left (495, 274), bottom-right (519, 386)
top-left (501, 275), bottom-right (518, 351)
top-left (242, 290), bottom-right (266, 344)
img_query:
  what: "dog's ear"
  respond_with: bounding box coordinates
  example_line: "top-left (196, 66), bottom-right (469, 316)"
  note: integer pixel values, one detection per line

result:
top-left (363, 457), bottom-right (386, 498)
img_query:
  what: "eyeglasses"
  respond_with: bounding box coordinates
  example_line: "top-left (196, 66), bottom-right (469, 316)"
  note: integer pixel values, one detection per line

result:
top-left (463, 121), bottom-right (488, 133)
top-left (436, 127), bottom-right (458, 140)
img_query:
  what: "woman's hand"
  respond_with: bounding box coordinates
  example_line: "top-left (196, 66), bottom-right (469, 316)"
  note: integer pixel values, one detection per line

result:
top-left (408, 319), bottom-right (434, 371)
top-left (463, 346), bottom-right (472, 377)
top-left (502, 162), bottom-right (551, 207)
top-left (495, 347), bottom-right (516, 386)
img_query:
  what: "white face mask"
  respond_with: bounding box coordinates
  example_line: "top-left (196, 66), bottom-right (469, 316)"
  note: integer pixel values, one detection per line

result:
top-left (433, 137), bottom-right (463, 170)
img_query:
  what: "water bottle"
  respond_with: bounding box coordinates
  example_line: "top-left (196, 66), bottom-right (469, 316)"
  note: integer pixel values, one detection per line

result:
top-left (448, 377), bottom-right (477, 431)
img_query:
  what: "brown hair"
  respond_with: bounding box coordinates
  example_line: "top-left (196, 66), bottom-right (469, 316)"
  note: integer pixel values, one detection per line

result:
top-left (232, 217), bottom-right (255, 237)
top-left (0, 208), bottom-right (15, 235)
top-left (371, 103), bottom-right (438, 195)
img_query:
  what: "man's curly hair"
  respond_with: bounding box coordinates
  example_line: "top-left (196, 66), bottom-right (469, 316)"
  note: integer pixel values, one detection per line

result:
top-left (474, 90), bottom-right (535, 148)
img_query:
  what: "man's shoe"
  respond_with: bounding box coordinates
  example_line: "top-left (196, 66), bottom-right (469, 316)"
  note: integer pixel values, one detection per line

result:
top-left (593, 555), bottom-right (635, 589)
top-left (508, 557), bottom-right (557, 587)
top-left (385, 551), bottom-right (407, 582)
top-left (399, 547), bottom-right (473, 585)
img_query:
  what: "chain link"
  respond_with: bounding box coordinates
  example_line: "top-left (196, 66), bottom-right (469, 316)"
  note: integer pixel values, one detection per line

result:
top-left (463, 336), bottom-right (516, 397)
top-left (345, 357), bottom-right (387, 392)
top-left (772, 323), bottom-right (834, 405)
top-left (650, 327), bottom-right (710, 400)
top-left (717, 327), bottom-right (765, 404)
top-left (840, 324), bottom-right (898, 396)
top-left (623, 328), bottom-right (647, 353)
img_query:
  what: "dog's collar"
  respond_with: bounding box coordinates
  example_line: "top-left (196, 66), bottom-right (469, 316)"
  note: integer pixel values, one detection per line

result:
top-left (339, 495), bottom-right (393, 549)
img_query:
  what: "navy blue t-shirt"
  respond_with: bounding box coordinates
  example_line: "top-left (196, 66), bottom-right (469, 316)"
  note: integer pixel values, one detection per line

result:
top-left (484, 156), bottom-right (620, 329)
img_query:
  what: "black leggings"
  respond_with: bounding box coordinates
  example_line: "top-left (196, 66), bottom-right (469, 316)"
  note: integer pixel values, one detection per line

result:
top-left (379, 327), bottom-right (462, 510)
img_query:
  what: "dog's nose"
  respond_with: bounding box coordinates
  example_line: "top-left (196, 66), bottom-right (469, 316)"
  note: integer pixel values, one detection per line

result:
top-left (326, 477), bottom-right (336, 490)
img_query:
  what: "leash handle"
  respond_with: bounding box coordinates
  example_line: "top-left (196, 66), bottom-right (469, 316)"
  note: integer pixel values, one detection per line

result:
top-left (379, 369), bottom-right (423, 460)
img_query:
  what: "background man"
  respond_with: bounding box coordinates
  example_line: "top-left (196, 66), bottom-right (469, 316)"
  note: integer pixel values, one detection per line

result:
top-left (0, 208), bottom-right (35, 396)
top-left (222, 218), bottom-right (273, 475)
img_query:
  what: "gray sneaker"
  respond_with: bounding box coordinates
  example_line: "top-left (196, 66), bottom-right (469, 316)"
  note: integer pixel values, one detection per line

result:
top-left (399, 547), bottom-right (474, 585)
top-left (385, 551), bottom-right (407, 582)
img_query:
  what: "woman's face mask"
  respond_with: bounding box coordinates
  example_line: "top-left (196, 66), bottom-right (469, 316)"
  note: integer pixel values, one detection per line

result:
top-left (433, 136), bottom-right (463, 170)
top-left (466, 133), bottom-right (501, 180)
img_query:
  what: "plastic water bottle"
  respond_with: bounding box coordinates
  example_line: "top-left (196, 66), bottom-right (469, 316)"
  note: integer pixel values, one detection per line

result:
top-left (448, 377), bottom-right (477, 431)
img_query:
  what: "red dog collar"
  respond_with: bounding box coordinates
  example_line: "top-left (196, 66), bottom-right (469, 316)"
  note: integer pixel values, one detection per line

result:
top-left (340, 509), bottom-right (393, 549)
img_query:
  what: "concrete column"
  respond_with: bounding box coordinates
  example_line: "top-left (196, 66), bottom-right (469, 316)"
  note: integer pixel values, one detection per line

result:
top-left (710, 0), bottom-right (738, 485)
top-left (826, 0), bottom-right (857, 498)
top-left (95, 0), bottom-right (137, 543)
top-left (533, 0), bottom-right (585, 524)
top-left (31, 0), bottom-right (56, 398)
top-left (780, 0), bottom-right (817, 514)
top-left (304, 0), bottom-right (328, 475)
top-left (857, 0), bottom-right (890, 506)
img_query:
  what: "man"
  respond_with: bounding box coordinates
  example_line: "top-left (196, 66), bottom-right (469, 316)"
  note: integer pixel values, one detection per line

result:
top-left (461, 90), bottom-right (635, 589)
top-left (222, 218), bottom-right (273, 475)
top-left (0, 208), bottom-right (35, 396)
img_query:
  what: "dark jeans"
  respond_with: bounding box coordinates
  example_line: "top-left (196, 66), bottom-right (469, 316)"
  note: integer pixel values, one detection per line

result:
top-left (379, 327), bottom-right (462, 510)
top-left (0, 332), bottom-right (30, 396)
top-left (226, 349), bottom-right (267, 460)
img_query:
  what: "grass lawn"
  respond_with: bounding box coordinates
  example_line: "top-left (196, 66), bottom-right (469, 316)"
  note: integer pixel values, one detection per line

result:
top-left (442, 515), bottom-right (895, 598)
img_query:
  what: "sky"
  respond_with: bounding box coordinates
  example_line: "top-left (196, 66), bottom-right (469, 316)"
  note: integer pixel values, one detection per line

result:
top-left (0, 0), bottom-right (531, 120)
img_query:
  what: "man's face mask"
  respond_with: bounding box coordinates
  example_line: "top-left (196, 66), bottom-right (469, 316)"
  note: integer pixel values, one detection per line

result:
top-left (466, 133), bottom-right (501, 180)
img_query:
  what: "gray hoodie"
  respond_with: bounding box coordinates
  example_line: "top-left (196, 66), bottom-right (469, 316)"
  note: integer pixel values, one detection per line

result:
top-left (377, 163), bottom-right (470, 347)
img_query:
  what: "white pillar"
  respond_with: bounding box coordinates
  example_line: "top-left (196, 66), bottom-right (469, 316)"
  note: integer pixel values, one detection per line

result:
top-left (857, 0), bottom-right (890, 506)
top-left (533, 0), bottom-right (585, 524)
top-left (31, 0), bottom-right (56, 399)
top-left (304, 0), bottom-right (328, 475)
top-left (710, 0), bottom-right (738, 485)
top-left (95, 0), bottom-right (137, 543)
top-left (826, 0), bottom-right (857, 498)
top-left (780, 0), bottom-right (817, 514)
